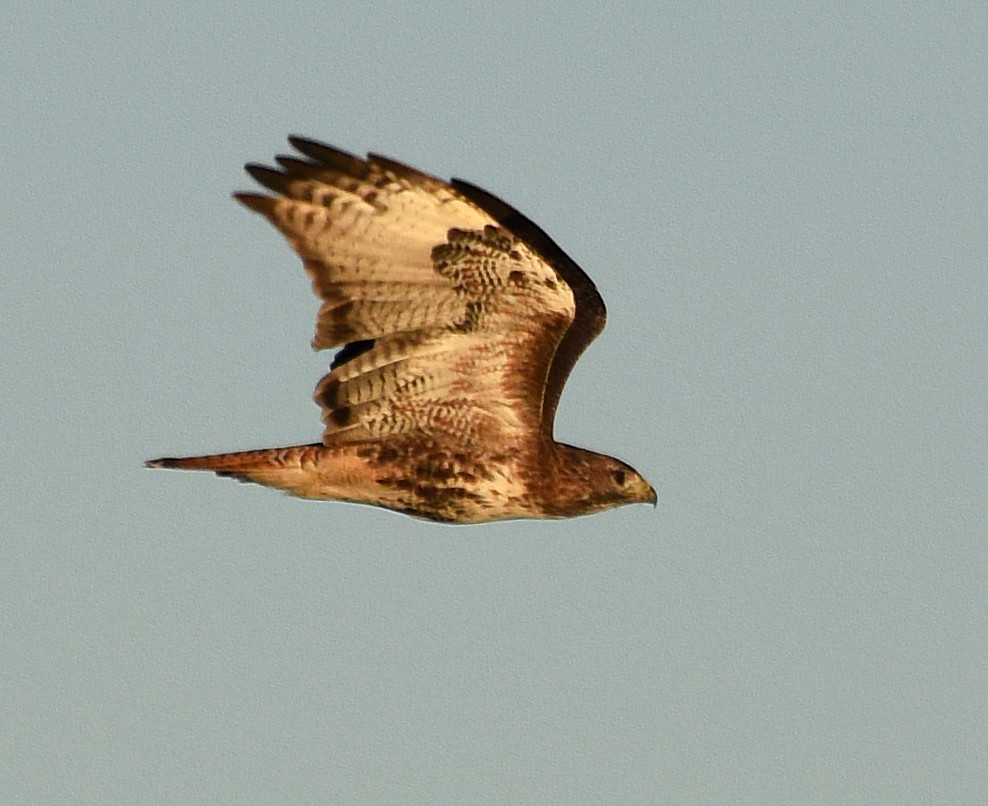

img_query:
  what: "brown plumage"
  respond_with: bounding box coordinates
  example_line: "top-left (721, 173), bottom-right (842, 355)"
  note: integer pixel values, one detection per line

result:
top-left (147, 137), bottom-right (656, 523)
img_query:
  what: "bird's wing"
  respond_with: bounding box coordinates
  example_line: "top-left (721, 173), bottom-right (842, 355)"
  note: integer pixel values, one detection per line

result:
top-left (236, 137), bottom-right (604, 452)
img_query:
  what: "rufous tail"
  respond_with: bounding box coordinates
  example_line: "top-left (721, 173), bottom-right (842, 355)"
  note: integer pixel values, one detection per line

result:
top-left (145, 444), bottom-right (326, 497)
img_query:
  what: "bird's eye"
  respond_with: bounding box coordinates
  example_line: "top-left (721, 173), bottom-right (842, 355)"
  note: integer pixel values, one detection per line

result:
top-left (613, 470), bottom-right (627, 487)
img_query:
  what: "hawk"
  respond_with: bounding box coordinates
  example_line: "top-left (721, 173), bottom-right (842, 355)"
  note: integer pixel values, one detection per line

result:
top-left (147, 137), bottom-right (656, 523)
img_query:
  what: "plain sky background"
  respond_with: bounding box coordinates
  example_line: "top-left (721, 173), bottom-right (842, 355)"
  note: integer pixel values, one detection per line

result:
top-left (3, 2), bottom-right (986, 803)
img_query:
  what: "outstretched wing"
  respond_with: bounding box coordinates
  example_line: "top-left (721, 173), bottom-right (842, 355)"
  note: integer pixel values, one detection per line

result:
top-left (235, 137), bottom-right (603, 451)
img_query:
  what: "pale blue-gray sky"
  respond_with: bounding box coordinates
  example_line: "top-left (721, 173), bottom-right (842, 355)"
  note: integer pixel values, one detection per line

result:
top-left (3, 2), bottom-right (986, 803)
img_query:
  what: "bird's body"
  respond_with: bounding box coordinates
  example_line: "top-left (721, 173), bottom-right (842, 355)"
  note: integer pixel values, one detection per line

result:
top-left (147, 137), bottom-right (656, 523)
top-left (149, 439), bottom-right (641, 524)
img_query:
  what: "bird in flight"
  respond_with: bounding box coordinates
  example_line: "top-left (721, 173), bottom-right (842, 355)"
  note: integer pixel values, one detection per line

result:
top-left (147, 137), bottom-right (656, 523)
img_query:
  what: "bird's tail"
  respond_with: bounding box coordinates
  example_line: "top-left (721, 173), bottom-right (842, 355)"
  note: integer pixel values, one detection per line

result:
top-left (145, 444), bottom-right (326, 497)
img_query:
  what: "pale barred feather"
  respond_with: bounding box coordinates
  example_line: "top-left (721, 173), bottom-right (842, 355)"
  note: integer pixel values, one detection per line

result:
top-left (236, 144), bottom-right (575, 451)
top-left (268, 198), bottom-right (456, 288)
top-left (322, 331), bottom-right (449, 384)
top-left (244, 183), bottom-right (481, 350)
top-left (314, 330), bottom-right (532, 446)
top-left (311, 278), bottom-right (464, 347)
top-left (312, 234), bottom-right (573, 446)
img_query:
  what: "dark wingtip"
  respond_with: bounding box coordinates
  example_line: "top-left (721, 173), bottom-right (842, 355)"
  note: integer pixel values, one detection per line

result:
top-left (287, 134), bottom-right (329, 153)
top-left (244, 163), bottom-right (292, 194)
top-left (232, 192), bottom-right (272, 214)
top-left (287, 136), bottom-right (361, 167)
top-left (145, 457), bottom-right (176, 469)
